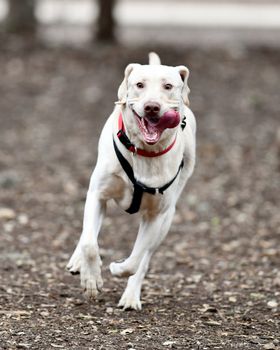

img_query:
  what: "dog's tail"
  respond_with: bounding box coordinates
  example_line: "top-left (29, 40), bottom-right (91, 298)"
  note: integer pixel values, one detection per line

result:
top-left (149, 52), bottom-right (161, 65)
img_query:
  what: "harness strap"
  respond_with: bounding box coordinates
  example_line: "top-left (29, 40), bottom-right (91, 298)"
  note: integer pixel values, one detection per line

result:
top-left (181, 115), bottom-right (187, 130)
top-left (113, 138), bottom-right (184, 214)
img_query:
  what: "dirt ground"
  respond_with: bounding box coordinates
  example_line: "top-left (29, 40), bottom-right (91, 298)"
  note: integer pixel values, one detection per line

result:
top-left (0, 36), bottom-right (279, 350)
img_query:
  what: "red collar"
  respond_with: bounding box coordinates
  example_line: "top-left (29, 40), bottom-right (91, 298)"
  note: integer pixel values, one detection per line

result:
top-left (117, 113), bottom-right (177, 158)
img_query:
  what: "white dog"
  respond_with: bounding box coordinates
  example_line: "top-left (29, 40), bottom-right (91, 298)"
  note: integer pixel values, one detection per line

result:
top-left (67, 53), bottom-right (196, 310)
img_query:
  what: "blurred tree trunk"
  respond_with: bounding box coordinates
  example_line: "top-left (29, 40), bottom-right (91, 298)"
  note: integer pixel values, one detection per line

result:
top-left (96, 0), bottom-right (116, 42)
top-left (5, 0), bottom-right (37, 34)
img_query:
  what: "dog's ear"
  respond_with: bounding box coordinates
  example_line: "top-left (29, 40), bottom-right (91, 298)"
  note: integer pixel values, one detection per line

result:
top-left (176, 66), bottom-right (190, 106)
top-left (118, 63), bottom-right (140, 103)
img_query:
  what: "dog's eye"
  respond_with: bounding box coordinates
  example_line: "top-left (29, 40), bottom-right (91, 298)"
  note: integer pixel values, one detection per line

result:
top-left (164, 83), bottom-right (173, 90)
top-left (136, 82), bottom-right (144, 89)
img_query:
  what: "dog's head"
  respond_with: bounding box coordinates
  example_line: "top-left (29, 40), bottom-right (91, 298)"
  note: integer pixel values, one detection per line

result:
top-left (117, 56), bottom-right (190, 145)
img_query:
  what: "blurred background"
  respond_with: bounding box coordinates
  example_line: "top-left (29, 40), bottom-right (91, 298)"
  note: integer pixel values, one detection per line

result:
top-left (1, 0), bottom-right (280, 45)
top-left (0, 1), bottom-right (279, 349)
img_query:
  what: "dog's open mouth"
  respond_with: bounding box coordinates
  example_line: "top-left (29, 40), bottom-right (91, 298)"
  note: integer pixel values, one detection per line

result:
top-left (133, 110), bottom-right (181, 145)
top-left (134, 113), bottom-right (161, 145)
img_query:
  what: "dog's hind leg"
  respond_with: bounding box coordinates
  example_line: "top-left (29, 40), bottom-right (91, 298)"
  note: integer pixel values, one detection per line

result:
top-left (110, 206), bottom-right (175, 278)
top-left (118, 252), bottom-right (151, 311)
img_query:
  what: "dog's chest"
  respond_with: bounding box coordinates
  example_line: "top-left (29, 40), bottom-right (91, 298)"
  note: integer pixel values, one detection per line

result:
top-left (115, 182), bottom-right (165, 215)
top-left (109, 163), bottom-right (177, 215)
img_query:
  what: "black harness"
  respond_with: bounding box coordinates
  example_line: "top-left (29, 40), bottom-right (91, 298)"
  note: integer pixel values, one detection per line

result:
top-left (113, 116), bottom-right (187, 214)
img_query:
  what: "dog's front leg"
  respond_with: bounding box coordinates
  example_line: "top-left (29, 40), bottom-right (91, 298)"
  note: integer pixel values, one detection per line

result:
top-left (67, 188), bottom-right (106, 298)
top-left (110, 206), bottom-right (175, 278)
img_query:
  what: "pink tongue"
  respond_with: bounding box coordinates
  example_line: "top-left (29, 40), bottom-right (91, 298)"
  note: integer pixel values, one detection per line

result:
top-left (142, 110), bottom-right (181, 144)
top-left (157, 110), bottom-right (180, 130)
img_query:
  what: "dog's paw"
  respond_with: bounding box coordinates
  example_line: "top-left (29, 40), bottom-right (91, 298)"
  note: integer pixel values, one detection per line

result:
top-left (109, 260), bottom-right (136, 278)
top-left (81, 265), bottom-right (103, 299)
top-left (80, 245), bottom-right (103, 298)
top-left (68, 243), bottom-right (104, 298)
top-left (67, 246), bottom-right (81, 275)
top-left (118, 290), bottom-right (142, 311)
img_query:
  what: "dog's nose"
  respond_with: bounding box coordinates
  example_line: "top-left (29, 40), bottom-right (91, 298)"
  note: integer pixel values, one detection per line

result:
top-left (144, 102), bottom-right (161, 116)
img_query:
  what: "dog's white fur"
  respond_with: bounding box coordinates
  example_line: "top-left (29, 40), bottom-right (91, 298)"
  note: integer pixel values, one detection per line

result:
top-left (67, 53), bottom-right (196, 310)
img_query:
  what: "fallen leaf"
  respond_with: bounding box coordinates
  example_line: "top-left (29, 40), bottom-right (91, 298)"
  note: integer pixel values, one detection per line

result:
top-left (267, 300), bottom-right (278, 308)
top-left (106, 307), bottom-right (114, 314)
top-left (0, 310), bottom-right (31, 316)
top-left (204, 320), bottom-right (221, 326)
top-left (50, 344), bottom-right (65, 348)
top-left (0, 207), bottom-right (16, 220)
top-left (120, 328), bottom-right (134, 335)
top-left (163, 340), bottom-right (176, 346)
